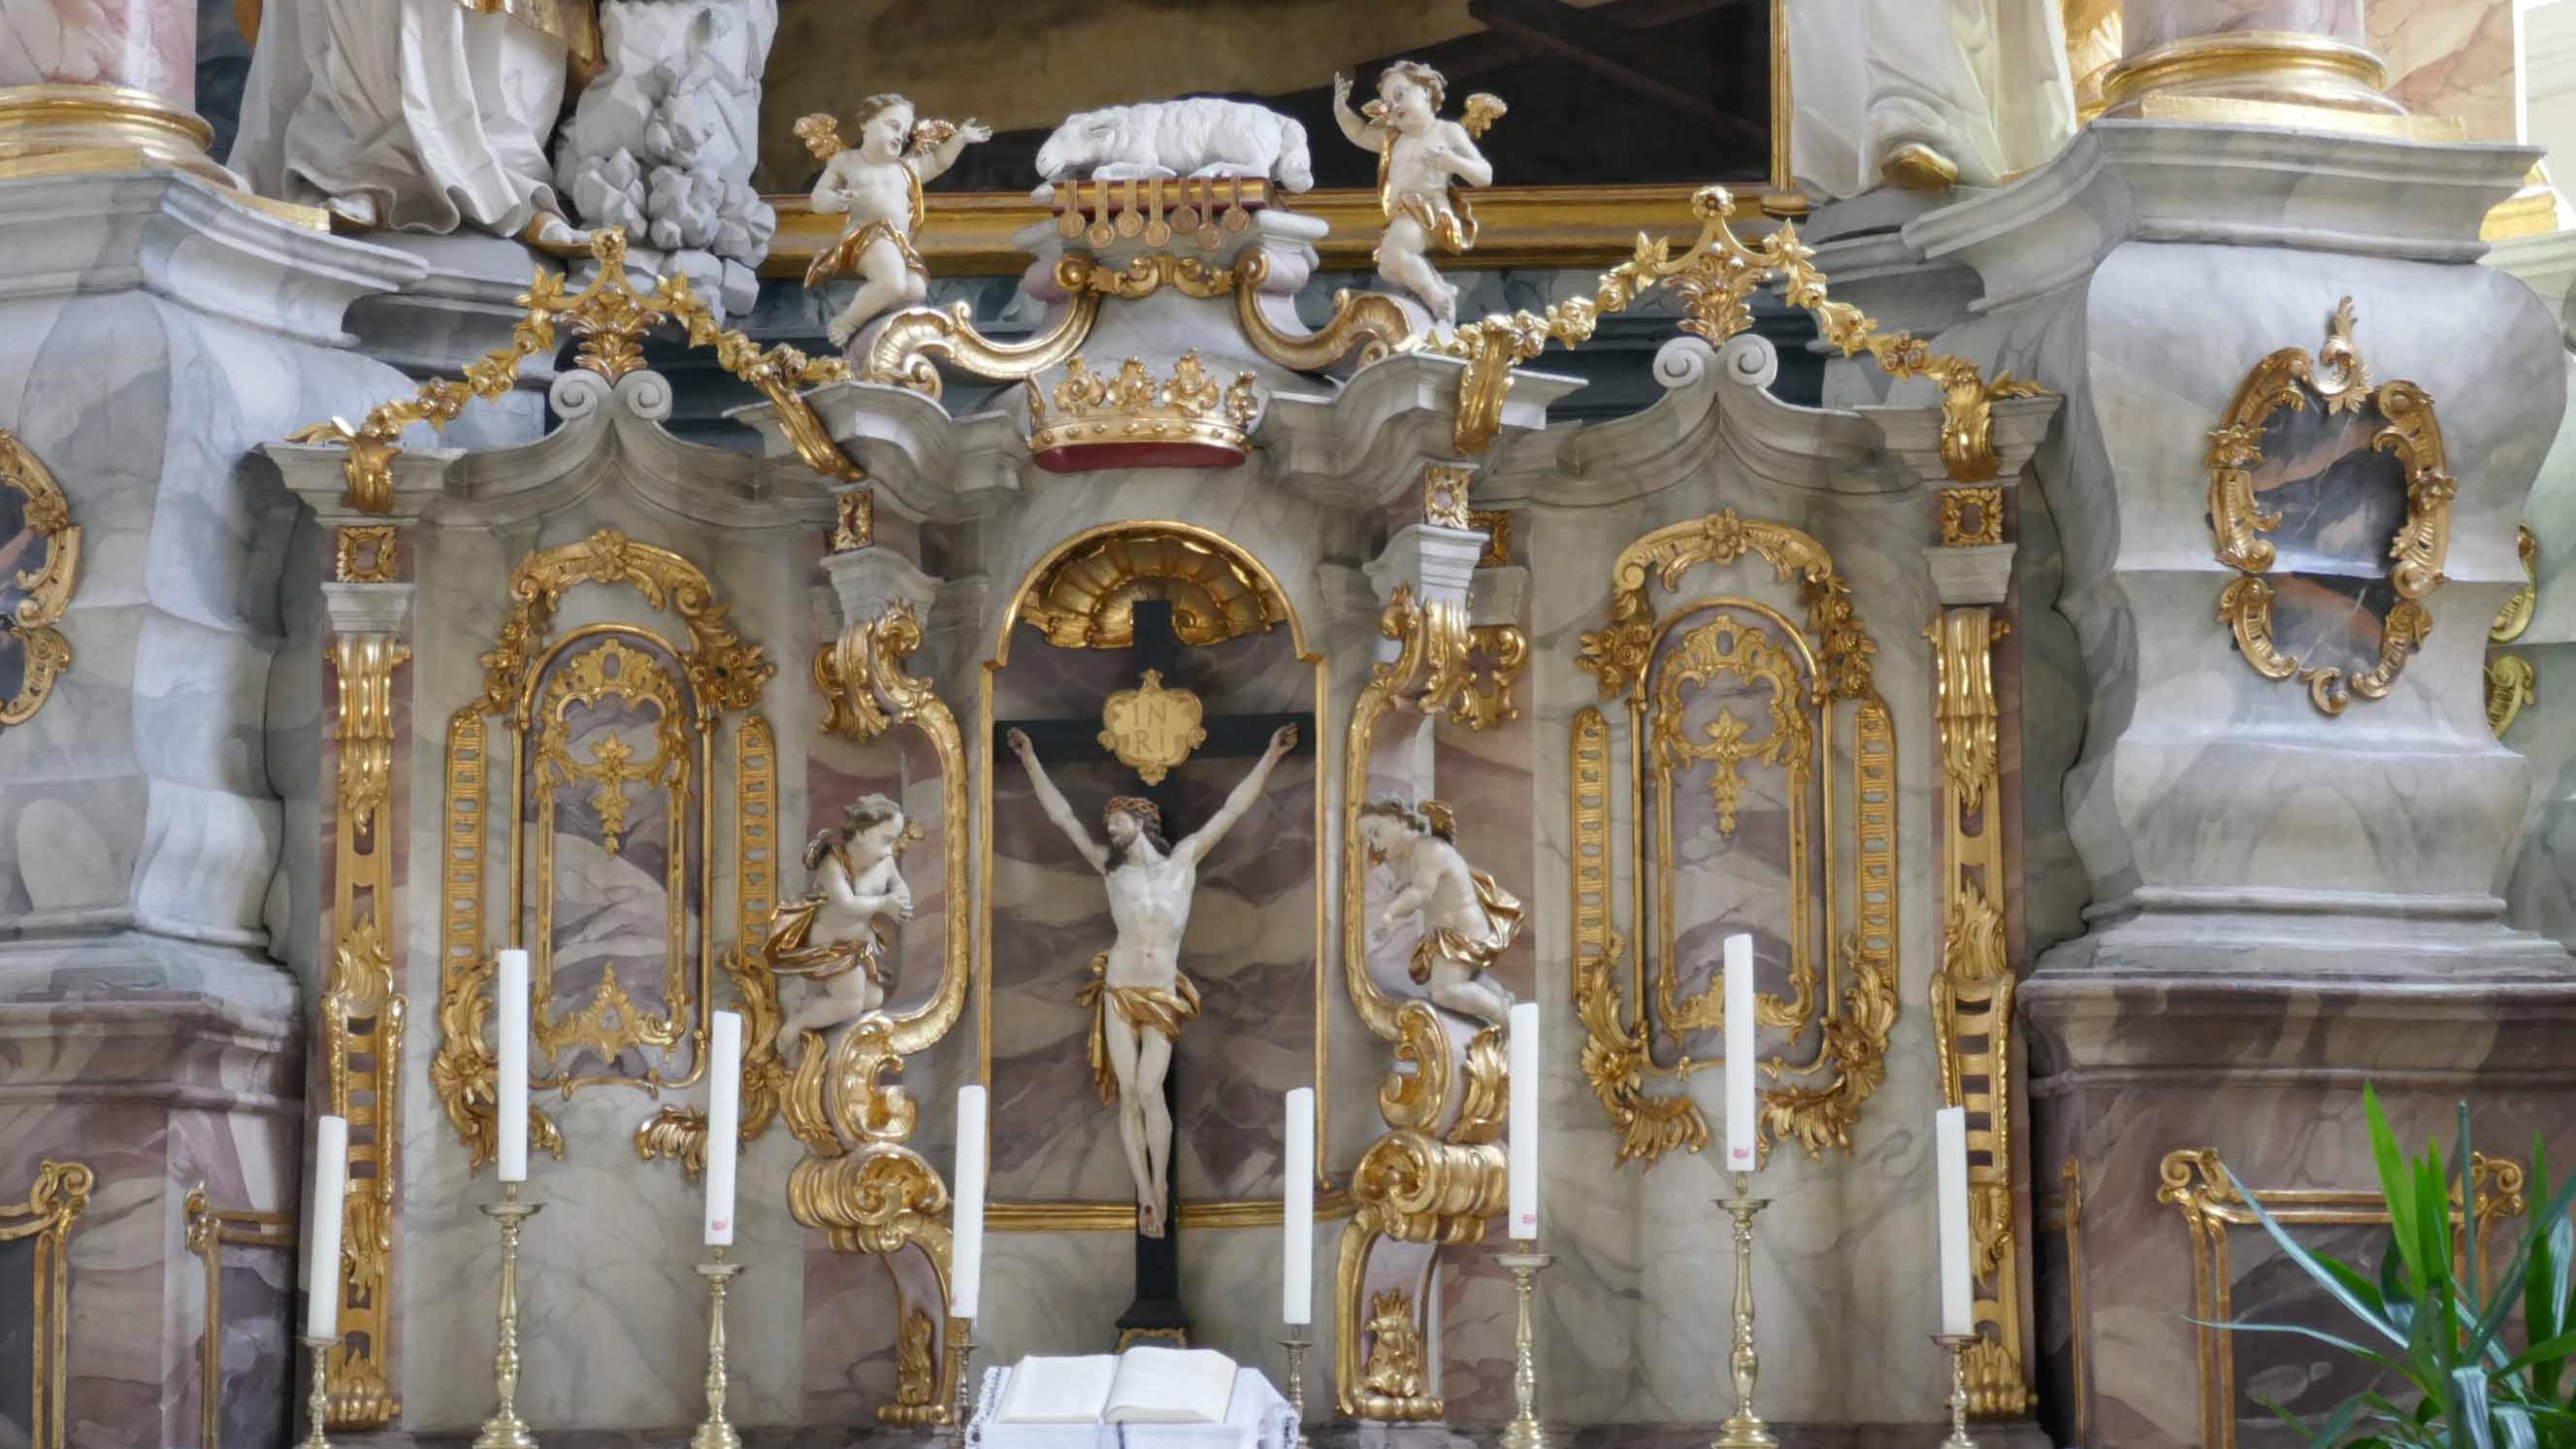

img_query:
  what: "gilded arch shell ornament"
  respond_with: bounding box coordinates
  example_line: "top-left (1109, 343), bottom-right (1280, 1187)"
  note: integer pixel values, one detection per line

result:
top-left (1570, 510), bottom-right (1898, 1168)
top-left (0, 430), bottom-right (80, 727)
top-left (2208, 297), bottom-right (2456, 717)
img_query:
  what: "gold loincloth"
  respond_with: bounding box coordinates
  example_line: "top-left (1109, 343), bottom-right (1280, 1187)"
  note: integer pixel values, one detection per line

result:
top-left (803, 217), bottom-right (926, 290)
top-left (1408, 868), bottom-right (1524, 985)
top-left (1077, 953), bottom-right (1202, 1105)
top-left (1377, 139), bottom-right (1479, 255)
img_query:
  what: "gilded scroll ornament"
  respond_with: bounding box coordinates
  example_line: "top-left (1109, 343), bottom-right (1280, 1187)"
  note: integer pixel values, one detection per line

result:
top-left (0, 1159), bottom-right (92, 1449)
top-left (1570, 514), bottom-right (1898, 1169)
top-left (1360, 1289), bottom-right (1427, 1400)
top-left (2207, 298), bottom-right (2455, 717)
top-left (861, 253), bottom-right (1108, 400)
top-left (479, 530), bottom-right (772, 720)
top-left (289, 229), bottom-right (856, 512)
top-left (1341, 586), bottom-right (1521, 1043)
top-left (0, 430), bottom-right (80, 728)
top-left (1097, 671), bottom-right (1208, 785)
top-left (1415, 186), bottom-right (2046, 464)
top-left (2488, 525), bottom-right (2539, 738)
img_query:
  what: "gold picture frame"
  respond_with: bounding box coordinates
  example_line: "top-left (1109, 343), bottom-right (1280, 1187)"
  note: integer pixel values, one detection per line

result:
top-left (182, 1187), bottom-right (295, 1449)
top-left (2159, 1147), bottom-right (2526, 1449)
top-left (0, 429), bottom-right (81, 728)
top-left (0, 1159), bottom-right (92, 1449)
top-left (2208, 297), bottom-right (2456, 717)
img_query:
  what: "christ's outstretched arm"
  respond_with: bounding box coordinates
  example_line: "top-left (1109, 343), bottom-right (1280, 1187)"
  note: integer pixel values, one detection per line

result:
top-left (1008, 728), bottom-right (1109, 873)
top-left (1174, 724), bottom-right (1298, 867)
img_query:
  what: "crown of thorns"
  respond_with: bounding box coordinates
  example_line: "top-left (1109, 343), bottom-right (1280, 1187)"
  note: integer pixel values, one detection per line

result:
top-left (1103, 796), bottom-right (1162, 830)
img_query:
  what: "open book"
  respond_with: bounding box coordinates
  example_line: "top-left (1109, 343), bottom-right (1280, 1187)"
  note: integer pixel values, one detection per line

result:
top-left (995, 1347), bottom-right (1239, 1426)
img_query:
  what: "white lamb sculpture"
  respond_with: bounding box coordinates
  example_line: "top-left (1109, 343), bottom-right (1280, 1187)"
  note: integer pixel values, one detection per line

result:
top-left (1034, 98), bottom-right (1316, 191)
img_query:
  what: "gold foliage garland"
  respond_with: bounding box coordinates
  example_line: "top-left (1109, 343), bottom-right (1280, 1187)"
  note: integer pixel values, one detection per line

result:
top-left (288, 229), bottom-right (857, 513)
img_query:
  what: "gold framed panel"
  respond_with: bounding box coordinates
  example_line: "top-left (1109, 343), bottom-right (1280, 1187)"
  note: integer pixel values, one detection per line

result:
top-left (431, 530), bottom-right (773, 1168)
top-left (1569, 511), bottom-right (1899, 1168)
top-left (183, 1188), bottom-right (295, 1449)
top-left (0, 429), bottom-right (81, 728)
top-left (2159, 1148), bottom-right (2526, 1449)
top-left (2207, 297), bottom-right (2456, 717)
top-left (979, 520), bottom-right (1330, 1227)
top-left (0, 1159), bottom-right (91, 1449)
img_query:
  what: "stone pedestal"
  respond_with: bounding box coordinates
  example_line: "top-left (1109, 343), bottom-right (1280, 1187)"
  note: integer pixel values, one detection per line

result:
top-left (0, 0), bottom-right (231, 184)
top-left (1905, 120), bottom-right (2571, 1449)
top-left (2103, 0), bottom-right (2398, 118)
top-left (0, 167), bottom-right (420, 1449)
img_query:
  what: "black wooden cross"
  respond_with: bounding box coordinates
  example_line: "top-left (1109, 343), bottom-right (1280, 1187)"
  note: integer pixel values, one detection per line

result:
top-left (992, 598), bottom-right (1314, 1347)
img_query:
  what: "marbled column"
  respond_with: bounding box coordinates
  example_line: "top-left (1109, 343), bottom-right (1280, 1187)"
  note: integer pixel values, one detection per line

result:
top-left (2106, 0), bottom-right (2397, 116)
top-left (2120, 0), bottom-right (2363, 52)
top-left (1907, 121), bottom-right (2571, 1449)
top-left (0, 172), bottom-right (423, 1449)
top-left (0, 0), bottom-right (198, 100)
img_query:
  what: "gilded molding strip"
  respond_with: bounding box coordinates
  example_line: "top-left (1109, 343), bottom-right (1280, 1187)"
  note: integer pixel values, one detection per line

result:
top-left (1930, 607), bottom-right (2031, 1417)
top-left (289, 229), bottom-right (856, 512)
top-left (0, 1160), bottom-right (92, 1449)
top-left (1570, 512), bottom-right (1898, 1168)
top-left (981, 1190), bottom-right (1358, 1235)
top-left (2208, 298), bottom-right (2455, 717)
top-left (861, 253), bottom-right (1110, 400)
top-left (184, 1190), bottom-right (294, 1449)
top-left (0, 430), bottom-right (80, 727)
top-left (2160, 1148), bottom-right (2526, 1449)
top-left (2038, 1162), bottom-right (2091, 1447)
top-left (321, 622), bottom-right (408, 1428)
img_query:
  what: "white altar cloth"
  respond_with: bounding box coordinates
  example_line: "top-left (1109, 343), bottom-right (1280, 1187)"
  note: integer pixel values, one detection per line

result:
top-left (966, 1365), bottom-right (1298, 1449)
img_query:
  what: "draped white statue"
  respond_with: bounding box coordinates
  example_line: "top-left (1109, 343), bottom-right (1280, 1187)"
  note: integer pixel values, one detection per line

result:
top-left (1789, 0), bottom-right (2078, 195)
top-left (230, 0), bottom-right (593, 242)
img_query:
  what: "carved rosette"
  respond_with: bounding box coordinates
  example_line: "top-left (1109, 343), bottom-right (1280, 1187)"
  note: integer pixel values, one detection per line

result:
top-left (1569, 512), bottom-right (1898, 1169)
top-left (2207, 298), bottom-right (2455, 717)
top-left (1335, 1002), bottom-right (1510, 1421)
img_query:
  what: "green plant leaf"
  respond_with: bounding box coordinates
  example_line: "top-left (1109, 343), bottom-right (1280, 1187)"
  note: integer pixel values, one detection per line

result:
top-left (2454, 1364), bottom-right (2495, 1449)
top-left (2372, 1086), bottom-right (2430, 1295)
top-left (2462, 1105), bottom-right (2483, 1347)
top-left (2229, 1164), bottom-right (2411, 1349)
top-left (2493, 1401), bottom-right (2537, 1449)
top-left (2495, 1329), bottom-right (2576, 1379)
top-left (2200, 1317), bottom-right (2406, 1374)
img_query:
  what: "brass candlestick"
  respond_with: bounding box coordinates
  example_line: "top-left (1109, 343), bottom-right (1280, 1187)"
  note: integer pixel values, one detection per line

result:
top-left (1495, 1245), bottom-right (1554, 1449)
top-left (1931, 1334), bottom-right (1978, 1449)
top-left (1712, 1173), bottom-right (1776, 1449)
top-left (690, 1247), bottom-right (744, 1449)
top-left (1280, 1324), bottom-right (1312, 1449)
top-left (474, 1182), bottom-right (541, 1449)
top-left (297, 1334), bottom-right (336, 1449)
top-left (948, 1316), bottom-right (975, 1442)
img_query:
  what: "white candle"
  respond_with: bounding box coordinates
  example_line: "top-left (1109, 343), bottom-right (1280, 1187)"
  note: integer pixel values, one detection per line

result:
top-left (1936, 1105), bottom-right (1974, 1337)
top-left (305, 1115), bottom-right (348, 1340)
top-left (1508, 1002), bottom-right (1540, 1239)
top-left (703, 1010), bottom-right (742, 1245)
top-left (496, 948), bottom-right (530, 1183)
top-left (1724, 934), bottom-right (1758, 1171)
top-left (952, 1085), bottom-right (987, 1320)
top-left (1283, 1088), bottom-right (1315, 1323)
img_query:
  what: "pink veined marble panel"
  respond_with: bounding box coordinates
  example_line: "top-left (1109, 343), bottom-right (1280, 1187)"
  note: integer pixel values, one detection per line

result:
top-left (0, 0), bottom-right (199, 103)
top-left (2370, 0), bottom-right (2515, 140)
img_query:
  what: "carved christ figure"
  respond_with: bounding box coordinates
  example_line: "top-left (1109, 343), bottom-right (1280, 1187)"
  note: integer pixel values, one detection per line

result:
top-left (768, 794), bottom-right (916, 1050)
top-left (1357, 797), bottom-right (1520, 1030)
top-left (1008, 723), bottom-right (1299, 1237)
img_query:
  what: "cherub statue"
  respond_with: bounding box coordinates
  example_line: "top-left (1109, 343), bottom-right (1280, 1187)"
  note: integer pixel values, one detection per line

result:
top-left (766, 794), bottom-right (917, 1049)
top-left (1009, 722), bottom-right (1300, 1237)
top-left (1331, 62), bottom-right (1505, 328)
top-left (797, 96), bottom-right (992, 348)
top-left (1356, 796), bottom-right (1520, 1030)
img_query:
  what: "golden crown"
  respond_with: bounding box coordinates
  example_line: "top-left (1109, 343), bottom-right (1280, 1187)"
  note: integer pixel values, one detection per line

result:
top-left (1024, 350), bottom-right (1260, 469)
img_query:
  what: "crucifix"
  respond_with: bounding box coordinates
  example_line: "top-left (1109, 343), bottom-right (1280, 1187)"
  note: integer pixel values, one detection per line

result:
top-left (997, 598), bottom-right (1312, 1348)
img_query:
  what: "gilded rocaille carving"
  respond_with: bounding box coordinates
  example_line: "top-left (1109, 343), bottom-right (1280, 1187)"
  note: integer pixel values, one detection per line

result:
top-left (2208, 298), bottom-right (2456, 717)
top-left (289, 229), bottom-right (856, 512)
top-left (1570, 512), bottom-right (1897, 1169)
top-left (2489, 525), bottom-right (2539, 737)
top-left (0, 430), bottom-right (80, 728)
